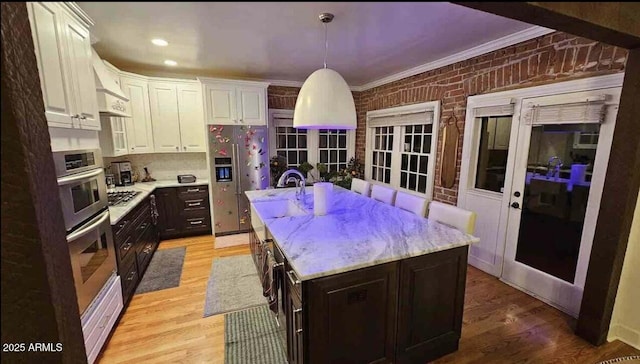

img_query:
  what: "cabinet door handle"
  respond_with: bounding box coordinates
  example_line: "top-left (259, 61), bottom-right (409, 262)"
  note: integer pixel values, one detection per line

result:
top-left (175, 146), bottom-right (179, 151)
top-left (183, 146), bottom-right (187, 151)
top-left (80, 115), bottom-right (87, 120)
top-left (122, 236), bottom-right (133, 251)
top-left (126, 271), bottom-right (136, 281)
top-left (287, 270), bottom-right (301, 286)
top-left (72, 114), bottom-right (80, 118)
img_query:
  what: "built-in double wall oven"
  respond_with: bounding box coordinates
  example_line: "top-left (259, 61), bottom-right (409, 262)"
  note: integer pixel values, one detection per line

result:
top-left (53, 149), bottom-right (116, 315)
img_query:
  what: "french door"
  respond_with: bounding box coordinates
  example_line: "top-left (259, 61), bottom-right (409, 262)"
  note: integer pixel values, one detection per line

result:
top-left (501, 88), bottom-right (620, 317)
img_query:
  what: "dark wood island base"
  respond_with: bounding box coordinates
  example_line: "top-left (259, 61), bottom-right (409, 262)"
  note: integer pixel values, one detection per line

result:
top-left (256, 228), bottom-right (469, 364)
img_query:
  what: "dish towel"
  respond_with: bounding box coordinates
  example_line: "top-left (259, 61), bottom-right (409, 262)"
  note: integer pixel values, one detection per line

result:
top-left (261, 249), bottom-right (280, 315)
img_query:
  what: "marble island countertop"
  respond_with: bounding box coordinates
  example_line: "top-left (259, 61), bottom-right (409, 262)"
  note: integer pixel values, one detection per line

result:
top-left (245, 186), bottom-right (479, 281)
top-left (108, 179), bottom-right (209, 225)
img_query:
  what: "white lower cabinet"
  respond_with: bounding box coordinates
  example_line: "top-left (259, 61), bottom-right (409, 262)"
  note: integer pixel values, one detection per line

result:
top-left (81, 274), bottom-right (123, 364)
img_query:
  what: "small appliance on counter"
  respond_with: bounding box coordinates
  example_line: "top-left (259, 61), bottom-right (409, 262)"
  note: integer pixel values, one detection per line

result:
top-left (177, 174), bottom-right (197, 184)
top-left (111, 161), bottom-right (133, 186)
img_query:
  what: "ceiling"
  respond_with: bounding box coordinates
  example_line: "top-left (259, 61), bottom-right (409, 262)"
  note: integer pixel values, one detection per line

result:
top-left (78, 2), bottom-right (536, 86)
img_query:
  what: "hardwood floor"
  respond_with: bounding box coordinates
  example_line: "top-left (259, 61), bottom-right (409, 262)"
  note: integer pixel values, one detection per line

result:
top-left (97, 235), bottom-right (639, 363)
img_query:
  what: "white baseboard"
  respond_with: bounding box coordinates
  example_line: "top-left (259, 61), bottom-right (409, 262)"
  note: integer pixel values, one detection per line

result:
top-left (608, 324), bottom-right (640, 350)
top-left (468, 255), bottom-right (500, 277)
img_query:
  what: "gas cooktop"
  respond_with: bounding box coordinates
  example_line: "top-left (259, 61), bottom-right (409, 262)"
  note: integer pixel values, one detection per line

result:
top-left (107, 190), bottom-right (140, 206)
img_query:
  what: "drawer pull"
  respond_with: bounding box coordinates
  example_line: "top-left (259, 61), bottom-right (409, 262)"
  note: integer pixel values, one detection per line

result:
top-left (287, 270), bottom-right (301, 286)
top-left (98, 314), bottom-right (110, 329)
top-left (122, 236), bottom-right (133, 252)
top-left (138, 222), bottom-right (148, 230)
top-left (187, 202), bottom-right (201, 207)
top-left (189, 220), bottom-right (203, 225)
top-left (293, 308), bottom-right (302, 313)
top-left (187, 188), bottom-right (200, 193)
top-left (126, 271), bottom-right (136, 281)
top-left (117, 220), bottom-right (129, 230)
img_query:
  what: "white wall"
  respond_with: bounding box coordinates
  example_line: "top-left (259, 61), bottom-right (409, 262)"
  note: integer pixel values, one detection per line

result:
top-left (104, 153), bottom-right (209, 181)
top-left (608, 190), bottom-right (640, 349)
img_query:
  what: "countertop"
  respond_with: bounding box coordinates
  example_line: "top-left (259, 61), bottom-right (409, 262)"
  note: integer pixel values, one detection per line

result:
top-left (246, 186), bottom-right (479, 281)
top-left (108, 179), bottom-right (209, 225)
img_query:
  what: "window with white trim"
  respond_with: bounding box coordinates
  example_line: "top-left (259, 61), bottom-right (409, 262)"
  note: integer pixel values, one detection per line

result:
top-left (275, 126), bottom-right (307, 168)
top-left (365, 101), bottom-right (440, 198)
top-left (268, 110), bottom-right (356, 178)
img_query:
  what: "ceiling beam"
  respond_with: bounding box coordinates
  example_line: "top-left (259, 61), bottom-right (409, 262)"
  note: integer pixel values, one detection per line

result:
top-left (453, 2), bottom-right (640, 48)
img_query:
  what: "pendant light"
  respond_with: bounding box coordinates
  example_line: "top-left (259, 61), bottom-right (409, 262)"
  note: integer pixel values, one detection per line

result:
top-left (293, 13), bottom-right (356, 130)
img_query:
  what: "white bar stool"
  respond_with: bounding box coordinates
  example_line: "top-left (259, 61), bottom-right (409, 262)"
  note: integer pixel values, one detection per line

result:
top-left (428, 201), bottom-right (477, 234)
top-left (351, 178), bottom-right (371, 197)
top-left (394, 191), bottom-right (429, 217)
top-left (370, 184), bottom-right (397, 205)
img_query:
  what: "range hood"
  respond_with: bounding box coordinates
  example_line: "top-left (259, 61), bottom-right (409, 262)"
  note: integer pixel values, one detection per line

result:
top-left (92, 48), bottom-right (130, 117)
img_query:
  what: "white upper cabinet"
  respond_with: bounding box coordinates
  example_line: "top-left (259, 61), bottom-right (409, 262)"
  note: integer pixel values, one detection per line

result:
top-left (27, 2), bottom-right (99, 130)
top-left (177, 84), bottom-right (205, 152)
top-left (205, 84), bottom-right (236, 124)
top-left (149, 82), bottom-right (181, 152)
top-left (148, 81), bottom-right (206, 153)
top-left (27, 2), bottom-right (74, 128)
top-left (236, 86), bottom-right (266, 125)
top-left (120, 75), bottom-right (154, 153)
top-left (200, 78), bottom-right (269, 125)
top-left (62, 13), bottom-right (99, 130)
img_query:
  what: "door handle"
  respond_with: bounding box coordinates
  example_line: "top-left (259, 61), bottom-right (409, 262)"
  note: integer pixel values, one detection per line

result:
top-left (510, 202), bottom-right (520, 209)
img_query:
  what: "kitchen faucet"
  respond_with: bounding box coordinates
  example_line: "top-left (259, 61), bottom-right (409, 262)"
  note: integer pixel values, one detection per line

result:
top-left (546, 156), bottom-right (563, 179)
top-left (276, 168), bottom-right (306, 200)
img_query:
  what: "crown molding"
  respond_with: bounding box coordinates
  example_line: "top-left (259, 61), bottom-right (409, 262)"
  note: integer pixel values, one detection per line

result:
top-left (264, 79), bottom-right (304, 88)
top-left (354, 25), bottom-right (555, 92)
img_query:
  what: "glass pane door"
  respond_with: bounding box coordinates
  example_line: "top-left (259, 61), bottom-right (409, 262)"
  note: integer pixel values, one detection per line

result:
top-left (515, 123), bottom-right (599, 283)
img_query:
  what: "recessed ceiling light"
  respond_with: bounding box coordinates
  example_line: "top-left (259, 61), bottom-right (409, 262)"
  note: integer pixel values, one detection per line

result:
top-left (164, 60), bottom-right (177, 66)
top-left (151, 38), bottom-right (168, 46)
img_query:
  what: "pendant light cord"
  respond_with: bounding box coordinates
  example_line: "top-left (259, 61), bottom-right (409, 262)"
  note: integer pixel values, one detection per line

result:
top-left (324, 22), bottom-right (328, 69)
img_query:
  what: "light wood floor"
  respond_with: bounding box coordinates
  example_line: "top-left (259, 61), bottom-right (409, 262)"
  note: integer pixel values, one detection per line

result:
top-left (97, 236), bottom-right (639, 364)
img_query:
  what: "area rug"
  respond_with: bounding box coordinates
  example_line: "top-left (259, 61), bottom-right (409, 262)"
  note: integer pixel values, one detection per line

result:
top-left (225, 305), bottom-right (287, 364)
top-left (135, 247), bottom-right (186, 294)
top-left (203, 255), bottom-right (266, 317)
top-left (215, 233), bottom-right (250, 249)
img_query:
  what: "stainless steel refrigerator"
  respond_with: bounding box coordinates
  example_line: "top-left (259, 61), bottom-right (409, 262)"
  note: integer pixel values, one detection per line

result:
top-left (209, 124), bottom-right (270, 235)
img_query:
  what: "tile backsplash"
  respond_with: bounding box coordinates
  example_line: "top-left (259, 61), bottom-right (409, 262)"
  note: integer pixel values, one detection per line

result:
top-left (104, 153), bottom-right (209, 181)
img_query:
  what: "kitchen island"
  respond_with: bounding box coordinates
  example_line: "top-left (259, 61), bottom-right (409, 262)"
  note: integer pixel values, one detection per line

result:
top-left (246, 186), bottom-right (478, 364)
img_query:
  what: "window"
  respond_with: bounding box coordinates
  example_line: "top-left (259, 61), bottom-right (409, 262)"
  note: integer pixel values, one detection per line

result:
top-left (275, 126), bottom-right (307, 167)
top-left (365, 101), bottom-right (440, 198)
top-left (319, 129), bottom-right (348, 173)
top-left (268, 110), bottom-right (356, 178)
top-left (400, 124), bottom-right (433, 193)
top-left (371, 126), bottom-right (393, 184)
top-left (474, 116), bottom-right (513, 193)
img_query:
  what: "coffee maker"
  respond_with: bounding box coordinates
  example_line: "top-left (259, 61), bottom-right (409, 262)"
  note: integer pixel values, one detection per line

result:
top-left (111, 161), bottom-right (133, 186)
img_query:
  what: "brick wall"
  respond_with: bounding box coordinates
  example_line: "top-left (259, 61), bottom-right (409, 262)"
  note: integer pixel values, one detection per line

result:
top-left (267, 85), bottom-right (300, 110)
top-left (357, 31), bottom-right (627, 205)
top-left (266, 31), bottom-right (628, 205)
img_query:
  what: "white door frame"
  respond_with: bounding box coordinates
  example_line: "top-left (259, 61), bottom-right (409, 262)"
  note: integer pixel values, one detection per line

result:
top-left (502, 88), bottom-right (621, 317)
top-left (459, 74), bottom-right (624, 292)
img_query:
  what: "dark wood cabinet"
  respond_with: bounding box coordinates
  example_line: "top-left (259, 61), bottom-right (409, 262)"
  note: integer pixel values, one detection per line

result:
top-left (155, 185), bottom-right (211, 239)
top-left (395, 247), bottom-right (468, 364)
top-left (307, 262), bottom-right (398, 364)
top-left (112, 195), bottom-right (159, 305)
top-left (265, 222), bottom-right (468, 364)
top-left (155, 187), bottom-right (182, 238)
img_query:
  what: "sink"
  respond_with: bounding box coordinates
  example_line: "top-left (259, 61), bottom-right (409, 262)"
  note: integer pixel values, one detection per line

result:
top-left (252, 198), bottom-right (309, 219)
